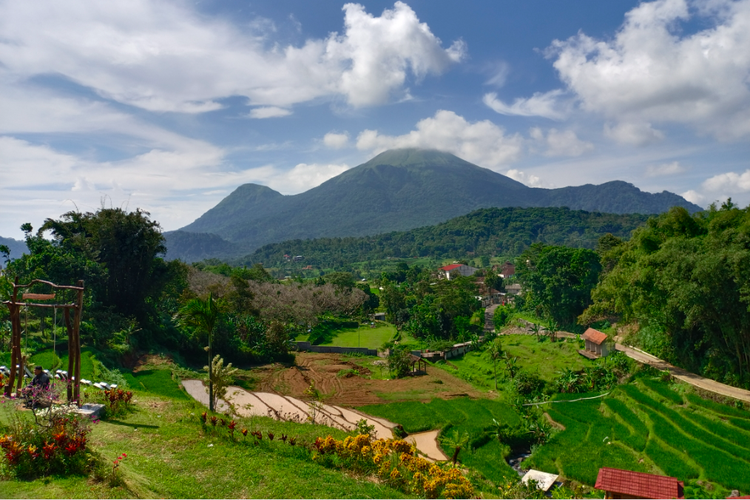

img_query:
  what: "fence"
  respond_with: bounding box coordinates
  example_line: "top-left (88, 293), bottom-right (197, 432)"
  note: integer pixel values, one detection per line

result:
top-left (294, 341), bottom-right (378, 357)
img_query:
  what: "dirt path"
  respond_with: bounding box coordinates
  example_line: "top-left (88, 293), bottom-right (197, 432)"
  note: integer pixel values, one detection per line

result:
top-left (181, 379), bottom-right (448, 461)
top-left (484, 304), bottom-right (499, 332)
top-left (615, 343), bottom-right (750, 404)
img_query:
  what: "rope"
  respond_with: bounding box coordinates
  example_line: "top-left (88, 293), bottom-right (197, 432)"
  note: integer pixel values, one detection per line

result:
top-left (522, 392), bottom-right (611, 406)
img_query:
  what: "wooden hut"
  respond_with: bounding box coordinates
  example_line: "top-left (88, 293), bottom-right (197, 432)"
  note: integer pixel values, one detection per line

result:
top-left (582, 328), bottom-right (610, 357)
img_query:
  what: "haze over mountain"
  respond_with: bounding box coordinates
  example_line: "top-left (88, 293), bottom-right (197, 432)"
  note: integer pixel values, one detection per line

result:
top-left (168, 149), bottom-right (701, 262)
top-left (0, 236), bottom-right (28, 267)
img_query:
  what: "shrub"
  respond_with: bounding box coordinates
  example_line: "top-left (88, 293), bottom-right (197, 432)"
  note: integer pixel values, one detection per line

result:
top-left (387, 346), bottom-right (412, 379)
top-left (514, 371), bottom-right (546, 396)
top-left (0, 410), bottom-right (98, 479)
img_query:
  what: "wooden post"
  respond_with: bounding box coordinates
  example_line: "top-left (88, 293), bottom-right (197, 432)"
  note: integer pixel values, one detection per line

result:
top-left (65, 307), bottom-right (73, 402)
top-left (72, 280), bottom-right (84, 405)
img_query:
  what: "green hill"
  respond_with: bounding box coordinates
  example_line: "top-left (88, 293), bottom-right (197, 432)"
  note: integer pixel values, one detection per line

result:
top-left (172, 148), bottom-right (701, 261)
top-left (243, 206), bottom-right (649, 270)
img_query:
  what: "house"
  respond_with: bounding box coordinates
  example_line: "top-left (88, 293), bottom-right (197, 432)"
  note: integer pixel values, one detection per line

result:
top-left (595, 467), bottom-right (684, 499)
top-left (439, 263), bottom-right (477, 280)
top-left (504, 283), bottom-right (522, 295)
top-left (500, 261), bottom-right (515, 278)
top-left (373, 312), bottom-right (386, 321)
top-left (582, 327), bottom-right (611, 357)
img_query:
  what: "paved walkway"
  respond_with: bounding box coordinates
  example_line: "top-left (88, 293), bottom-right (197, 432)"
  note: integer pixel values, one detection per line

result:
top-left (181, 379), bottom-right (448, 461)
top-left (615, 344), bottom-right (750, 404)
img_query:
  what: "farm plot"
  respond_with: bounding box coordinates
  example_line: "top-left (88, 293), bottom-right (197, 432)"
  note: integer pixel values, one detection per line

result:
top-left (525, 379), bottom-right (750, 495)
top-left (359, 397), bottom-right (521, 483)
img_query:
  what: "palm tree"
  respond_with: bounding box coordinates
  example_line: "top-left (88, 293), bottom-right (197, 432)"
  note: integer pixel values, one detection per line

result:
top-left (175, 293), bottom-right (225, 412)
top-left (443, 429), bottom-right (470, 465)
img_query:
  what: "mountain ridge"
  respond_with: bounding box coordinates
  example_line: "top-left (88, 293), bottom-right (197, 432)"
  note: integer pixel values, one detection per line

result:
top-left (171, 148), bottom-right (702, 262)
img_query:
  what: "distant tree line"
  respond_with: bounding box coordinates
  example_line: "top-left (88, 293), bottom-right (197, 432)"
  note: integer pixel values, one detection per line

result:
top-left (241, 207), bottom-right (649, 271)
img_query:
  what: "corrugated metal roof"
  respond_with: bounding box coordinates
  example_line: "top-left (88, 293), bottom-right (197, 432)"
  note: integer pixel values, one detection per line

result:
top-left (595, 467), bottom-right (684, 499)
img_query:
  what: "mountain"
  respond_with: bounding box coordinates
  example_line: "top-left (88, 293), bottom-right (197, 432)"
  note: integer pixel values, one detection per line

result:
top-left (172, 148), bottom-right (701, 261)
top-left (244, 206), bottom-right (651, 270)
top-left (0, 236), bottom-right (28, 267)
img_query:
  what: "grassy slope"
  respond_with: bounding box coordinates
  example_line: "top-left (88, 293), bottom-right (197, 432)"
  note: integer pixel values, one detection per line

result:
top-left (295, 323), bottom-right (398, 349)
top-left (436, 335), bottom-right (595, 390)
top-left (1, 366), bottom-right (405, 499)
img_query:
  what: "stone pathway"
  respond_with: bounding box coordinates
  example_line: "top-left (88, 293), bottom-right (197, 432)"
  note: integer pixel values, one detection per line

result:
top-left (181, 379), bottom-right (448, 461)
top-left (484, 304), bottom-right (499, 332)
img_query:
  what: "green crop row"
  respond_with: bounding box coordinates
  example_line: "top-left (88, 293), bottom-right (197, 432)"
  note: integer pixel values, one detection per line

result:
top-left (685, 393), bottom-right (750, 419)
top-left (603, 397), bottom-right (650, 437)
top-left (639, 378), bottom-right (684, 405)
top-left (644, 437), bottom-right (700, 479)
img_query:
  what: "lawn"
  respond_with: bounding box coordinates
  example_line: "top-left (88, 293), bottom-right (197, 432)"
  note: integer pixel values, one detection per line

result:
top-left (359, 397), bottom-right (521, 484)
top-left (524, 378), bottom-right (750, 497)
top-left (0, 365), bottom-right (406, 499)
top-left (296, 322), bottom-right (416, 349)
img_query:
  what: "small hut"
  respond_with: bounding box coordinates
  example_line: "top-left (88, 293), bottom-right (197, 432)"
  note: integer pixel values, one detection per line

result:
top-left (595, 467), bottom-right (684, 499)
top-left (409, 354), bottom-right (427, 374)
top-left (582, 328), bottom-right (610, 357)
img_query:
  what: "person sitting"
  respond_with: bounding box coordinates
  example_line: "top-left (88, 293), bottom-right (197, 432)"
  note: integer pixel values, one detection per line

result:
top-left (22, 366), bottom-right (51, 408)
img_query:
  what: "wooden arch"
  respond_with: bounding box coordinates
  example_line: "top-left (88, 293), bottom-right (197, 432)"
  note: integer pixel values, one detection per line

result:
top-left (3, 278), bottom-right (84, 404)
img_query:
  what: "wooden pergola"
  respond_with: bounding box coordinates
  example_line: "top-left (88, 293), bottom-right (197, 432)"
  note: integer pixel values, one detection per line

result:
top-left (409, 354), bottom-right (427, 374)
top-left (3, 278), bottom-right (85, 404)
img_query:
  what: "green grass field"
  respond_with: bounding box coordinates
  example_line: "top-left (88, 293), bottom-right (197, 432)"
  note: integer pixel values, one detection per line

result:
top-left (358, 397), bottom-right (521, 483)
top-left (295, 323), bottom-right (416, 349)
top-left (435, 334), bottom-right (595, 391)
top-left (525, 378), bottom-right (750, 497)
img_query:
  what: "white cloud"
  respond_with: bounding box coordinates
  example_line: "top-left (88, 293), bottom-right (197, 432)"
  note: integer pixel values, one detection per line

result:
top-left (603, 121), bottom-right (665, 146)
top-left (323, 132), bottom-right (350, 149)
top-left (548, 0), bottom-right (750, 140)
top-left (249, 107), bottom-right (292, 119)
top-left (483, 90), bottom-right (568, 120)
top-left (355, 110), bottom-right (523, 168)
top-left (505, 169), bottom-right (545, 188)
top-left (681, 189), bottom-right (705, 205)
top-left (702, 169), bottom-right (750, 193)
top-left (530, 127), bottom-right (593, 157)
top-left (266, 163), bottom-right (351, 193)
top-left (646, 161), bottom-right (687, 177)
top-left (484, 61), bottom-right (510, 87)
top-left (0, 0), bottom-right (463, 112)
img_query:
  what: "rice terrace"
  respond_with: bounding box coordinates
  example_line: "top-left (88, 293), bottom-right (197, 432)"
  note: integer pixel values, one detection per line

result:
top-left (3, 1), bottom-right (750, 497)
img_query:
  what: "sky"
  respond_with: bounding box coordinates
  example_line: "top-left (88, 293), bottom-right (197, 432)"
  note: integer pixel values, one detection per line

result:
top-left (2, 0), bottom-right (750, 240)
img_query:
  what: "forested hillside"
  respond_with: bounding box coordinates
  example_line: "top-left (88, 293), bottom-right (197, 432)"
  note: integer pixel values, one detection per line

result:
top-left (581, 201), bottom-right (750, 389)
top-left (243, 207), bottom-right (649, 270)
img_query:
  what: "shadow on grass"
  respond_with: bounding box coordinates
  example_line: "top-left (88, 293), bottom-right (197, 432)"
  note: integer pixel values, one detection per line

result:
top-left (105, 419), bottom-right (160, 429)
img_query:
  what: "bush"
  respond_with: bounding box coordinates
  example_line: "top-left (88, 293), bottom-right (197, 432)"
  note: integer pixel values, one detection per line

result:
top-left (387, 346), bottom-right (413, 379)
top-left (514, 371), bottom-right (546, 396)
top-left (0, 411), bottom-right (98, 479)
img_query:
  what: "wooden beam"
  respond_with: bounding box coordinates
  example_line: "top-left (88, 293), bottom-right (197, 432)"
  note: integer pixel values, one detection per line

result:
top-left (22, 293), bottom-right (56, 301)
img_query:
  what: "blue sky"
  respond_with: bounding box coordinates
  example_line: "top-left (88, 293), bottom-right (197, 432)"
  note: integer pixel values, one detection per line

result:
top-left (2, 0), bottom-right (750, 239)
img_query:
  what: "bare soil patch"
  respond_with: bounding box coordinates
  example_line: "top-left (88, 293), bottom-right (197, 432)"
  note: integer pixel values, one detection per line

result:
top-left (251, 353), bottom-right (482, 406)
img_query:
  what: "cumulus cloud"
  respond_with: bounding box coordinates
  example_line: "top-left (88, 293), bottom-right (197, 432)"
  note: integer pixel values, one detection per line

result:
top-left (0, 1), bottom-right (463, 112)
top-left (323, 132), bottom-right (350, 149)
top-left (530, 127), bottom-right (593, 157)
top-left (355, 110), bottom-right (523, 168)
top-left (681, 189), bottom-right (705, 205)
top-left (484, 90), bottom-right (568, 120)
top-left (265, 163), bottom-right (351, 193)
top-left (603, 121), bottom-right (665, 146)
top-left (646, 161), bottom-right (687, 177)
top-left (702, 170), bottom-right (750, 193)
top-left (249, 107), bottom-right (292, 119)
top-left (505, 169), bottom-right (545, 187)
top-left (548, 0), bottom-right (750, 139)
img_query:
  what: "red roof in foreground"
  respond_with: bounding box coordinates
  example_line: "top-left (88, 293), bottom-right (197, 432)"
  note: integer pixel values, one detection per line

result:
top-left (596, 468), bottom-right (684, 499)
top-left (583, 328), bottom-right (608, 345)
top-left (440, 264), bottom-right (463, 271)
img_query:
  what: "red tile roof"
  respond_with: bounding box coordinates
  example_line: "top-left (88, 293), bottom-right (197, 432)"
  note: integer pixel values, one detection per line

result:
top-left (440, 264), bottom-right (463, 271)
top-left (596, 468), bottom-right (684, 499)
top-left (583, 328), bottom-right (608, 345)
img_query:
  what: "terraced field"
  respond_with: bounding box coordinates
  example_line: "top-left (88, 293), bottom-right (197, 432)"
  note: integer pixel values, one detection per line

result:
top-left (359, 397), bottom-right (521, 483)
top-left (525, 379), bottom-right (750, 496)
